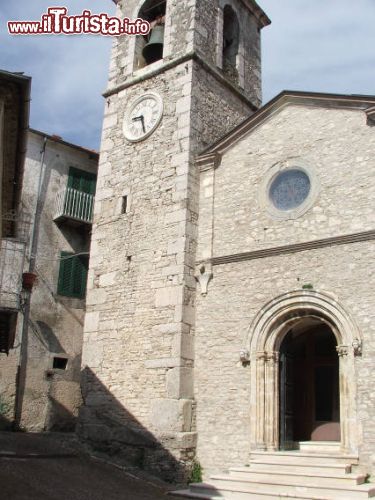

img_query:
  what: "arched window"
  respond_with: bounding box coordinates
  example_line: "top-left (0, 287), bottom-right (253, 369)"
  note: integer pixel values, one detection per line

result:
top-left (222, 5), bottom-right (239, 83)
top-left (134, 0), bottom-right (167, 71)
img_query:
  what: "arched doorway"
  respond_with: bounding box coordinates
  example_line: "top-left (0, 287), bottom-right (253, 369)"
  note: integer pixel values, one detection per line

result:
top-left (279, 319), bottom-right (340, 450)
top-left (246, 290), bottom-right (361, 454)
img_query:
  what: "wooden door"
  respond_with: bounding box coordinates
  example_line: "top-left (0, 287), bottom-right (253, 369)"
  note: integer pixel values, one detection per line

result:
top-left (279, 351), bottom-right (295, 449)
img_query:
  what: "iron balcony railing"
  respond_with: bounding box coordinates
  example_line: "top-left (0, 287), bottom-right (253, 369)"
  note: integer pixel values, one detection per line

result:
top-left (0, 238), bottom-right (26, 310)
top-left (54, 187), bottom-right (94, 224)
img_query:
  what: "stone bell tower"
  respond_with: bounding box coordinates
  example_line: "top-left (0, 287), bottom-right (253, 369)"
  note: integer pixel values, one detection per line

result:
top-left (79, 0), bottom-right (270, 480)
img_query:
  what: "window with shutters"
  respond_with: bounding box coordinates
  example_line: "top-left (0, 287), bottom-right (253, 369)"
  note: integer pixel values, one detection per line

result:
top-left (67, 167), bottom-right (96, 195)
top-left (60, 167), bottom-right (97, 223)
top-left (0, 312), bottom-right (17, 355)
top-left (57, 251), bottom-right (88, 299)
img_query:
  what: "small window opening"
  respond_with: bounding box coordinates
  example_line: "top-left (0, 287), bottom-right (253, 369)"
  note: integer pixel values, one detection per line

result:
top-left (53, 357), bottom-right (68, 370)
top-left (0, 312), bottom-right (17, 355)
top-left (121, 196), bottom-right (128, 214)
top-left (134, 0), bottom-right (167, 70)
top-left (222, 5), bottom-right (240, 84)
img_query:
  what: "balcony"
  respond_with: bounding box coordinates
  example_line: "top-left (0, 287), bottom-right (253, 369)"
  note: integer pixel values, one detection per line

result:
top-left (54, 187), bottom-right (94, 225)
top-left (0, 238), bottom-right (26, 310)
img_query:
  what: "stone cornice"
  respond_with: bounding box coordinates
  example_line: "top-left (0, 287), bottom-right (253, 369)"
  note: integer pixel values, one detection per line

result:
top-left (240, 0), bottom-right (271, 28)
top-left (196, 152), bottom-right (222, 171)
top-left (102, 52), bottom-right (258, 111)
top-left (197, 230), bottom-right (375, 267)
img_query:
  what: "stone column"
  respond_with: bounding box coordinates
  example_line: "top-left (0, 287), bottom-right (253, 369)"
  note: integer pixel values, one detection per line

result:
top-left (265, 351), bottom-right (279, 451)
top-left (255, 351), bottom-right (266, 450)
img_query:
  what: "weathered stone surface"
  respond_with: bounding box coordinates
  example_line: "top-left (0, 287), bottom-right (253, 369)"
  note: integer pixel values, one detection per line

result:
top-left (195, 102), bottom-right (375, 478)
top-left (80, 0), bottom-right (262, 481)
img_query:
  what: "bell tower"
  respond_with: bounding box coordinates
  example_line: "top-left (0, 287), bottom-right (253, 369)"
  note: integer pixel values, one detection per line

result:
top-left (80, 0), bottom-right (270, 481)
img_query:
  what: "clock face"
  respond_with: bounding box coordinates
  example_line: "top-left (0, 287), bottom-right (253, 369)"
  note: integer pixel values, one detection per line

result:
top-left (269, 169), bottom-right (311, 211)
top-left (123, 92), bottom-right (163, 142)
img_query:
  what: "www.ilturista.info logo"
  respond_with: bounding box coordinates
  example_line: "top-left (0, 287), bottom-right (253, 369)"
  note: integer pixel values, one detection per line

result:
top-left (7, 7), bottom-right (150, 36)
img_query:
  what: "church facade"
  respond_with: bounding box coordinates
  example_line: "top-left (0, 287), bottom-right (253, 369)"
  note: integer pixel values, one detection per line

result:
top-left (79, 0), bottom-right (375, 488)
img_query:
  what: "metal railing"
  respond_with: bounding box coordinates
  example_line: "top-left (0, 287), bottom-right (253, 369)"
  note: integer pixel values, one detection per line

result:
top-left (0, 238), bottom-right (26, 310)
top-left (54, 187), bottom-right (94, 224)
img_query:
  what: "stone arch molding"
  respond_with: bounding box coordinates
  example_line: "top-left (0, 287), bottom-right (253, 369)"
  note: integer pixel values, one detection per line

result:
top-left (245, 289), bottom-right (361, 454)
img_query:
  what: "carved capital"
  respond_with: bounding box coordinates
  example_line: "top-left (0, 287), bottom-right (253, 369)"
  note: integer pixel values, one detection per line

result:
top-left (256, 351), bottom-right (267, 361)
top-left (195, 262), bottom-right (213, 296)
top-left (265, 351), bottom-right (279, 364)
top-left (336, 344), bottom-right (349, 357)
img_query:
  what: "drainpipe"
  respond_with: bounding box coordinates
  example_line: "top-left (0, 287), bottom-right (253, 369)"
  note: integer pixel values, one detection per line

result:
top-left (14, 135), bottom-right (48, 428)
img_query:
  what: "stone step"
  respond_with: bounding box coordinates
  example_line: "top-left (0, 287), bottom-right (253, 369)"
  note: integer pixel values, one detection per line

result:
top-left (220, 469), bottom-right (366, 487)
top-left (171, 489), bottom-right (223, 500)
top-left (251, 450), bottom-right (359, 466)
top-left (239, 460), bottom-right (352, 474)
top-left (298, 441), bottom-right (341, 454)
top-left (172, 485), bottom-right (338, 499)
top-left (175, 480), bottom-right (375, 500)
top-left (204, 476), bottom-right (375, 499)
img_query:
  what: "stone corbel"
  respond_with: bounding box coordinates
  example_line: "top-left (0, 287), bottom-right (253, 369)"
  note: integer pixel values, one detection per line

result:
top-left (195, 262), bottom-right (213, 296)
top-left (196, 152), bottom-right (222, 172)
top-left (352, 338), bottom-right (362, 356)
top-left (239, 348), bottom-right (250, 364)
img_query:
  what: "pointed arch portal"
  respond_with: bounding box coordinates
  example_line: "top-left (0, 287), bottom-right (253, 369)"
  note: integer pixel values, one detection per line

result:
top-left (246, 290), bottom-right (361, 454)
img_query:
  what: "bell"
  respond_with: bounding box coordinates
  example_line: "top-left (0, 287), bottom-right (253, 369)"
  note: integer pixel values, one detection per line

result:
top-left (142, 25), bottom-right (164, 65)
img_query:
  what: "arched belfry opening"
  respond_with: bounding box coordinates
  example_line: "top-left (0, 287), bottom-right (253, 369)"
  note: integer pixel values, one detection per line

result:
top-left (134, 0), bottom-right (167, 70)
top-left (222, 5), bottom-right (240, 83)
top-left (279, 319), bottom-right (340, 450)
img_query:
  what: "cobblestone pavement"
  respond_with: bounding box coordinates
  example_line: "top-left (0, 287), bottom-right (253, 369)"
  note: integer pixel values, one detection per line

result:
top-left (0, 432), bottom-right (182, 500)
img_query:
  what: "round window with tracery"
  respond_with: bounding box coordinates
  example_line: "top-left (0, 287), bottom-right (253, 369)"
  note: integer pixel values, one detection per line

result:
top-left (269, 169), bottom-right (311, 211)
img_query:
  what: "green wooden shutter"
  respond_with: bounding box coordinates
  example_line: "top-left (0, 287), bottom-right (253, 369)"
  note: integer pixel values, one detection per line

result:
top-left (67, 167), bottom-right (96, 194)
top-left (57, 252), bottom-right (74, 296)
top-left (72, 255), bottom-right (88, 298)
top-left (57, 252), bottom-right (88, 298)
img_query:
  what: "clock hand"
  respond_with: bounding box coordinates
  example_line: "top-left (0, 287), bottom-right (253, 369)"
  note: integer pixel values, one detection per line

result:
top-left (132, 115), bottom-right (146, 133)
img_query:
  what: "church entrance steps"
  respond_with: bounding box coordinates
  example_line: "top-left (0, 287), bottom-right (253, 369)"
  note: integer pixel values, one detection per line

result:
top-left (250, 450), bottom-right (359, 465)
top-left (227, 467), bottom-right (363, 485)
top-left (242, 461), bottom-right (352, 474)
top-left (172, 451), bottom-right (375, 499)
top-left (174, 479), bottom-right (375, 499)
top-left (210, 471), bottom-right (367, 490)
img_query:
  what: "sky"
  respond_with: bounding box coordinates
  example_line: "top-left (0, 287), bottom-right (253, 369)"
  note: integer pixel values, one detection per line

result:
top-left (1, 0), bottom-right (374, 150)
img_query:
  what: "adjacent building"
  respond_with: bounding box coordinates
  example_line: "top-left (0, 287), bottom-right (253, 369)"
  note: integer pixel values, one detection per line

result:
top-left (0, 122), bottom-right (98, 431)
top-left (0, 69), bottom-right (31, 427)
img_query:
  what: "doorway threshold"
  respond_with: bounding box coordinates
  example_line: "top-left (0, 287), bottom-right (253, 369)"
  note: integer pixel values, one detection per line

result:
top-left (298, 441), bottom-right (341, 454)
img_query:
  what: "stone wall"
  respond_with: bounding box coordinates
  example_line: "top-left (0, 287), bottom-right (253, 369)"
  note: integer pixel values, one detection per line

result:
top-left (80, 36), bottom-right (257, 485)
top-left (209, 105), bottom-right (374, 257)
top-left (195, 103), bottom-right (375, 477)
top-left (195, 243), bottom-right (375, 476)
top-left (80, 0), bottom-right (268, 481)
